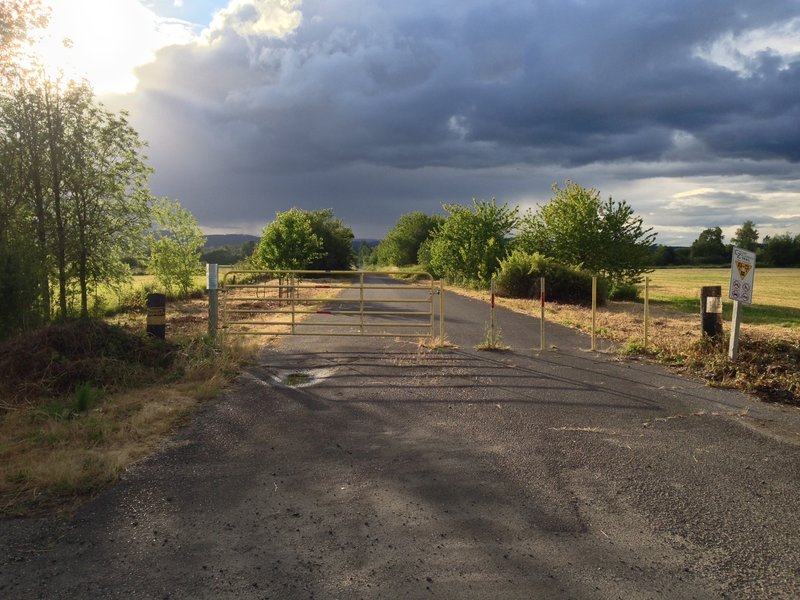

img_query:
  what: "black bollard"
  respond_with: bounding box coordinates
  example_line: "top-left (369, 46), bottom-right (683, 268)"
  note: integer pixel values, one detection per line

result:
top-left (700, 285), bottom-right (722, 337)
top-left (146, 293), bottom-right (166, 339)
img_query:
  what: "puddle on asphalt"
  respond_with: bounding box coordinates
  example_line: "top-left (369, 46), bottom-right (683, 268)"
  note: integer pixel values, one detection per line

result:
top-left (283, 372), bottom-right (312, 386)
top-left (268, 368), bottom-right (336, 388)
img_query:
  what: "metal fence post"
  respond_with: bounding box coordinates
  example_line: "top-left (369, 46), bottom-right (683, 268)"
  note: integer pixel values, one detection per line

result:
top-left (490, 277), bottom-right (497, 344)
top-left (207, 263), bottom-right (219, 339)
top-left (644, 276), bottom-right (650, 349)
top-left (439, 279), bottom-right (445, 340)
top-left (540, 276), bottom-right (546, 352)
top-left (591, 276), bottom-right (597, 351)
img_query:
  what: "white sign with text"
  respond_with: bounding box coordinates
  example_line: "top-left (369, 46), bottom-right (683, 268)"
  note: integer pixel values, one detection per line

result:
top-left (729, 247), bottom-right (756, 305)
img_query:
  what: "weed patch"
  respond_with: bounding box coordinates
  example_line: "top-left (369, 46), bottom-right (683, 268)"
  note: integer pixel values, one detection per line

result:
top-left (449, 284), bottom-right (799, 405)
top-left (0, 320), bottom-right (176, 403)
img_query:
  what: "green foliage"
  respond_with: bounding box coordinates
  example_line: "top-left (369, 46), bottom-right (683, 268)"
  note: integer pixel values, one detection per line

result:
top-left (148, 198), bottom-right (206, 297)
top-left (73, 382), bottom-right (101, 412)
top-left (760, 233), bottom-right (800, 267)
top-left (416, 237), bottom-right (436, 276)
top-left (307, 208), bottom-right (355, 270)
top-left (690, 226), bottom-right (728, 265)
top-left (608, 282), bottom-right (641, 301)
top-left (201, 240), bottom-right (258, 266)
top-left (493, 249), bottom-right (606, 305)
top-left (255, 208), bottom-right (323, 270)
top-left (0, 73), bottom-right (154, 330)
top-left (732, 220), bottom-right (759, 251)
top-left (650, 245), bottom-right (691, 266)
top-left (517, 181), bottom-right (655, 285)
top-left (375, 212), bottom-right (443, 267)
top-left (356, 241), bottom-right (376, 268)
top-left (427, 199), bottom-right (517, 286)
top-left (0, 215), bottom-right (45, 336)
top-left (0, 0), bottom-right (48, 81)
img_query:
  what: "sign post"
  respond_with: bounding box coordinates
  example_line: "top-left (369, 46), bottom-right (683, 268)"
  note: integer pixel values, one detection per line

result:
top-left (207, 263), bottom-right (219, 339)
top-left (728, 247), bottom-right (756, 360)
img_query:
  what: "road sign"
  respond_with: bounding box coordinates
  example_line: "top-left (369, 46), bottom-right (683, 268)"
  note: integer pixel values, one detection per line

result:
top-left (206, 263), bottom-right (219, 290)
top-left (729, 247), bottom-right (756, 305)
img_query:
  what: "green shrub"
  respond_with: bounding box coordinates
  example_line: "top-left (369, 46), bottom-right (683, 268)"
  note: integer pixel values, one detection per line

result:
top-left (608, 282), bottom-right (641, 302)
top-left (494, 250), bottom-right (606, 306)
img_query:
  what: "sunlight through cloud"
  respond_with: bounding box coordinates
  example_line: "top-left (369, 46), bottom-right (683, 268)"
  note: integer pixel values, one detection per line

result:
top-left (33, 0), bottom-right (196, 95)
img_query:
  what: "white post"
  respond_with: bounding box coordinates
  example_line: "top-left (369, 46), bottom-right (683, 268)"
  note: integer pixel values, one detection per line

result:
top-left (540, 276), bottom-right (545, 352)
top-left (207, 263), bottom-right (219, 338)
top-left (439, 279), bottom-right (445, 341)
top-left (728, 300), bottom-right (742, 360)
top-left (644, 276), bottom-right (650, 349)
top-left (490, 277), bottom-right (496, 344)
top-left (591, 276), bottom-right (597, 352)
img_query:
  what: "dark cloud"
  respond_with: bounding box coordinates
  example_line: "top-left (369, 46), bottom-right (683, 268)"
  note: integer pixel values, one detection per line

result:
top-left (109, 0), bottom-right (800, 243)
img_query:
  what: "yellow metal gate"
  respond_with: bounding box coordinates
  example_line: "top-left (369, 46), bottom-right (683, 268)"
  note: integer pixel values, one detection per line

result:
top-left (219, 270), bottom-right (440, 338)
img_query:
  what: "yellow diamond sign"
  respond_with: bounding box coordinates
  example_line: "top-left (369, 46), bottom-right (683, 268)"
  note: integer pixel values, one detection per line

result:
top-left (735, 261), bottom-right (752, 280)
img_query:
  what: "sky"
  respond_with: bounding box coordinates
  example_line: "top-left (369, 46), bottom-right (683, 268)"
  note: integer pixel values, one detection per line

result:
top-left (33, 0), bottom-right (800, 245)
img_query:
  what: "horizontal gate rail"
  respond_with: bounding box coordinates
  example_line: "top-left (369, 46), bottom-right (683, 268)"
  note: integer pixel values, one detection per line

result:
top-left (219, 269), bottom-right (437, 338)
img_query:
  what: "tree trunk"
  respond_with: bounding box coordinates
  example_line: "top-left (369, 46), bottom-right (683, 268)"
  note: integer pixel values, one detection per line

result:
top-left (45, 86), bottom-right (68, 320)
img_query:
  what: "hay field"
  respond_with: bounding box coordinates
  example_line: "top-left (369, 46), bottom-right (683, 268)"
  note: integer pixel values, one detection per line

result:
top-left (646, 267), bottom-right (800, 310)
top-left (645, 268), bottom-right (800, 328)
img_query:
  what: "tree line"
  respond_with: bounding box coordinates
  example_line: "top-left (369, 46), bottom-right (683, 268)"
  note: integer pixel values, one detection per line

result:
top-left (361, 181), bottom-right (656, 293)
top-left (653, 221), bottom-right (800, 267)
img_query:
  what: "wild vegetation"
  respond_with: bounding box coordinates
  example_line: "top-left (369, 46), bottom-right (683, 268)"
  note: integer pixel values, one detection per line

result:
top-left (1, 2), bottom-right (797, 516)
top-left (453, 267), bottom-right (799, 405)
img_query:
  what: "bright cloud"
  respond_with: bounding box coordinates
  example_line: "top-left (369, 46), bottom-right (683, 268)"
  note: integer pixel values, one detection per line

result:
top-left (695, 17), bottom-right (800, 76)
top-left (206, 0), bottom-right (303, 40)
top-left (34, 0), bottom-right (196, 94)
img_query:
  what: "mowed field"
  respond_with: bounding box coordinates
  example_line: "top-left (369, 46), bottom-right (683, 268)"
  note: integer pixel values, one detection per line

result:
top-left (646, 267), bottom-right (800, 327)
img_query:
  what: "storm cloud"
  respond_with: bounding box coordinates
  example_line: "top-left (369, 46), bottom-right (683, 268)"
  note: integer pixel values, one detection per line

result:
top-left (110, 0), bottom-right (800, 244)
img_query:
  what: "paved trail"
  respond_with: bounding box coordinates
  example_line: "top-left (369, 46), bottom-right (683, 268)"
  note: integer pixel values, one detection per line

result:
top-left (3, 277), bottom-right (800, 599)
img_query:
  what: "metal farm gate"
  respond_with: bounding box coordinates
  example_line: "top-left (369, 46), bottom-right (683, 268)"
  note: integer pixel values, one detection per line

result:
top-left (217, 270), bottom-right (443, 339)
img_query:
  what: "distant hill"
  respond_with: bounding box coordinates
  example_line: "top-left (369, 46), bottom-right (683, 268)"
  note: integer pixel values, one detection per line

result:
top-left (203, 234), bottom-right (260, 249)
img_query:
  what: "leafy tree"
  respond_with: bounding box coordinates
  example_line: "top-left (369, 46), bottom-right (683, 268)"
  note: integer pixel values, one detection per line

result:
top-left (307, 208), bottom-right (355, 271)
top-left (517, 181), bottom-right (656, 284)
top-left (427, 199), bottom-right (518, 286)
top-left (0, 1), bottom-right (155, 332)
top-left (652, 245), bottom-right (675, 266)
top-left (148, 199), bottom-right (206, 298)
top-left (375, 212), bottom-right (443, 267)
top-left (240, 239), bottom-right (257, 259)
top-left (356, 241), bottom-right (376, 268)
top-left (731, 220), bottom-right (759, 251)
top-left (256, 208), bottom-right (323, 270)
top-left (65, 82), bottom-right (153, 316)
top-left (0, 0), bottom-right (47, 80)
top-left (760, 233), bottom-right (800, 267)
top-left (690, 227), bottom-right (728, 265)
top-left (651, 245), bottom-right (690, 266)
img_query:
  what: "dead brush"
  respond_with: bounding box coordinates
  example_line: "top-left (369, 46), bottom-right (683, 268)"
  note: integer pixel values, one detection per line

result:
top-left (0, 281), bottom-right (342, 515)
top-left (449, 285), bottom-right (799, 405)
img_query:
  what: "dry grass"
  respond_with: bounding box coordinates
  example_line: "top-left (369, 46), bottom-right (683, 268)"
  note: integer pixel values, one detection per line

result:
top-left (0, 281), bottom-right (343, 515)
top-left (450, 285), bottom-right (799, 405)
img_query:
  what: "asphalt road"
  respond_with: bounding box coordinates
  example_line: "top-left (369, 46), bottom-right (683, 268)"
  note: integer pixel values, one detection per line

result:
top-left (2, 276), bottom-right (800, 599)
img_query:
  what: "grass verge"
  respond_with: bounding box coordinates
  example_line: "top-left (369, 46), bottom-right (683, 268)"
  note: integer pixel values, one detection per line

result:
top-left (449, 285), bottom-right (799, 406)
top-left (0, 282), bottom-right (342, 516)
